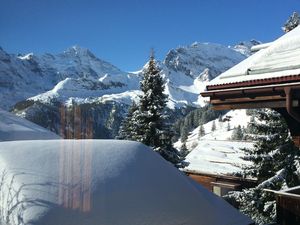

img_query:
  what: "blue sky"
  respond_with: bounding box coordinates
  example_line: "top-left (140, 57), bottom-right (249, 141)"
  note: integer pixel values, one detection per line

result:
top-left (0, 0), bottom-right (299, 71)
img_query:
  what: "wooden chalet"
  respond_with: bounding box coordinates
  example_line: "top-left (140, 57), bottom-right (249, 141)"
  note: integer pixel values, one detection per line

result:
top-left (201, 26), bottom-right (300, 225)
top-left (201, 26), bottom-right (300, 147)
top-left (185, 170), bottom-right (257, 197)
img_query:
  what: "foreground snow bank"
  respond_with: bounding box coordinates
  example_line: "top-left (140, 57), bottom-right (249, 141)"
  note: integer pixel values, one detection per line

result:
top-left (0, 140), bottom-right (252, 225)
top-left (0, 108), bottom-right (60, 141)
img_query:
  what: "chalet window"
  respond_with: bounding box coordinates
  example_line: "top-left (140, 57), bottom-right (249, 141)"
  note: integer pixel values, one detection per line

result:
top-left (213, 186), bottom-right (221, 196)
top-left (211, 182), bottom-right (240, 197)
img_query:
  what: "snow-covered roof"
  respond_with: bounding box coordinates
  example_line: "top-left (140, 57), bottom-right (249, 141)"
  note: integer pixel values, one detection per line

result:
top-left (0, 108), bottom-right (60, 141)
top-left (208, 26), bottom-right (300, 88)
top-left (0, 139), bottom-right (252, 225)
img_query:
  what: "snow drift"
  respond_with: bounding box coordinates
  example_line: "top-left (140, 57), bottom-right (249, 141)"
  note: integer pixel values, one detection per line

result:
top-left (0, 140), bottom-right (252, 225)
top-left (0, 108), bottom-right (60, 141)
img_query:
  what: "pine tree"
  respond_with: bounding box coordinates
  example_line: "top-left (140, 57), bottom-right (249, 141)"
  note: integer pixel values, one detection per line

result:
top-left (122, 52), bottom-right (184, 167)
top-left (226, 109), bottom-right (300, 224)
top-left (282, 11), bottom-right (300, 33)
top-left (227, 122), bottom-right (230, 131)
top-left (180, 142), bottom-right (189, 158)
top-left (218, 115), bottom-right (223, 122)
top-left (244, 109), bottom-right (299, 182)
top-left (211, 121), bottom-right (216, 132)
top-left (180, 125), bottom-right (189, 143)
top-left (117, 102), bottom-right (138, 140)
top-left (198, 124), bottom-right (205, 138)
top-left (231, 125), bottom-right (243, 140)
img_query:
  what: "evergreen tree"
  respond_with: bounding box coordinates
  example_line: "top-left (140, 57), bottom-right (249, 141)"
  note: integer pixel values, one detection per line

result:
top-left (180, 125), bottom-right (189, 143)
top-left (121, 52), bottom-right (184, 167)
top-left (117, 102), bottom-right (138, 140)
top-left (226, 109), bottom-right (300, 224)
top-left (211, 120), bottom-right (216, 132)
top-left (218, 115), bottom-right (223, 122)
top-left (134, 52), bottom-right (166, 146)
top-left (231, 125), bottom-right (243, 140)
top-left (198, 124), bottom-right (205, 138)
top-left (227, 122), bottom-right (231, 131)
top-left (180, 142), bottom-right (189, 158)
top-left (282, 11), bottom-right (300, 33)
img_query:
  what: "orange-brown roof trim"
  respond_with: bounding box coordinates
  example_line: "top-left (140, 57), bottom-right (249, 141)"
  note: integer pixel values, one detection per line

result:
top-left (206, 74), bottom-right (300, 91)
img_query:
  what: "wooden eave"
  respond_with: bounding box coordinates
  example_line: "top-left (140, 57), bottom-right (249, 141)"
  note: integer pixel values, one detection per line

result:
top-left (201, 81), bottom-right (300, 110)
top-left (184, 170), bottom-right (257, 183)
top-left (206, 74), bottom-right (300, 91)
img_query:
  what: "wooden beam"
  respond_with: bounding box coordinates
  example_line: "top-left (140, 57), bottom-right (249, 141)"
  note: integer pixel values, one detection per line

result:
top-left (213, 101), bottom-right (290, 110)
top-left (212, 100), bottom-right (300, 110)
top-left (292, 136), bottom-right (300, 148)
top-left (211, 95), bottom-right (286, 104)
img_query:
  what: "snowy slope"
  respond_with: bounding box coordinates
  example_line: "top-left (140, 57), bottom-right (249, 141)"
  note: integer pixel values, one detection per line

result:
top-left (0, 108), bottom-right (60, 141)
top-left (184, 140), bottom-right (253, 175)
top-left (0, 140), bottom-right (252, 225)
top-left (175, 109), bottom-right (254, 175)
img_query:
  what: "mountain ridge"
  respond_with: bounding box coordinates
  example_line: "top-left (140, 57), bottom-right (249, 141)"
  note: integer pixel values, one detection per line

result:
top-left (0, 41), bottom-right (257, 138)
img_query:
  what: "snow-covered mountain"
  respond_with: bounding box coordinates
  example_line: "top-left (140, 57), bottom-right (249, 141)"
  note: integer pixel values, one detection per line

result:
top-left (0, 42), bottom-right (253, 110)
top-left (232, 40), bottom-right (261, 57)
top-left (160, 42), bottom-right (248, 108)
top-left (0, 41), bottom-right (257, 138)
top-left (0, 45), bottom-right (139, 110)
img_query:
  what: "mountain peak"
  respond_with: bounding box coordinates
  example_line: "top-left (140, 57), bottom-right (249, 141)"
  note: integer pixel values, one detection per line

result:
top-left (63, 45), bottom-right (96, 58)
top-left (232, 39), bottom-right (261, 57)
top-left (18, 53), bottom-right (34, 60)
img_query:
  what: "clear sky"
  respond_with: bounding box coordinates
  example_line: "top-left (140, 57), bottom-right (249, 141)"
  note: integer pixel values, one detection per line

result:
top-left (0, 0), bottom-right (299, 71)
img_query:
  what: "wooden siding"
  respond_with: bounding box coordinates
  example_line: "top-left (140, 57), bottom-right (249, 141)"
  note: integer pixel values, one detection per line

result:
top-left (276, 188), bottom-right (300, 225)
top-left (185, 171), bottom-right (257, 194)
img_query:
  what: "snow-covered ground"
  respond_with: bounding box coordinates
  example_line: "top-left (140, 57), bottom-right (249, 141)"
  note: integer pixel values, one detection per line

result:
top-left (0, 108), bottom-right (60, 141)
top-left (0, 139), bottom-right (252, 225)
top-left (184, 140), bottom-right (253, 175)
top-left (175, 109), bottom-right (254, 175)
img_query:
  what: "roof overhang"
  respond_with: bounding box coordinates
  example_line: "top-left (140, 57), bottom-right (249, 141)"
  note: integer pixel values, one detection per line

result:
top-left (201, 79), bottom-right (300, 110)
top-left (201, 26), bottom-right (300, 147)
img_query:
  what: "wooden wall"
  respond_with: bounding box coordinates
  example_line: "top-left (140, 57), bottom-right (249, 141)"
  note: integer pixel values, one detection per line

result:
top-left (276, 193), bottom-right (300, 225)
top-left (186, 171), bottom-right (257, 194)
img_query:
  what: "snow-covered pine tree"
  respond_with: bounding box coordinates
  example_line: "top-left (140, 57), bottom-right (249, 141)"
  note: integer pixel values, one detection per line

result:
top-left (244, 109), bottom-right (299, 183)
top-left (133, 52), bottom-right (166, 145)
top-left (227, 122), bottom-right (230, 131)
top-left (127, 52), bottom-right (184, 167)
top-left (231, 125), bottom-right (243, 140)
top-left (282, 11), bottom-right (300, 33)
top-left (225, 109), bottom-right (300, 224)
top-left (211, 120), bottom-right (216, 132)
top-left (179, 142), bottom-right (190, 168)
top-left (218, 115), bottom-right (223, 122)
top-left (180, 142), bottom-right (188, 156)
top-left (117, 102), bottom-right (138, 140)
top-left (180, 125), bottom-right (189, 143)
top-left (198, 123), bottom-right (205, 138)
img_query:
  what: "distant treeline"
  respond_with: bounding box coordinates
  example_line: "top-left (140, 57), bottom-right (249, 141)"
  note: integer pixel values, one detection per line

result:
top-left (172, 104), bottom-right (227, 142)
